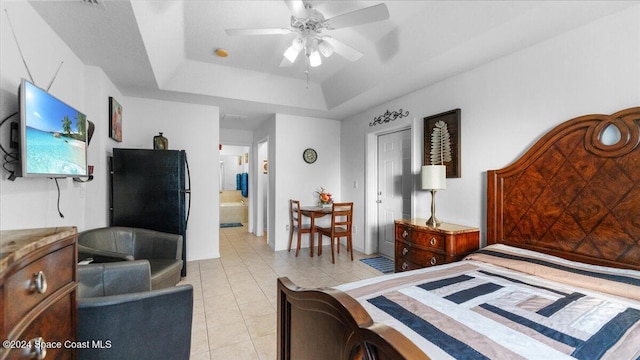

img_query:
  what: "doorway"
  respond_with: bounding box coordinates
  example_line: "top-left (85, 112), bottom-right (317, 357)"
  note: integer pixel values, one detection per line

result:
top-left (219, 145), bottom-right (251, 228)
top-left (376, 129), bottom-right (412, 259)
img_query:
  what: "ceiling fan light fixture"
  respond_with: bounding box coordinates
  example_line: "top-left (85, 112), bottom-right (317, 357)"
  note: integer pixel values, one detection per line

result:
top-left (309, 50), bottom-right (322, 67)
top-left (318, 40), bottom-right (333, 57)
top-left (226, 1), bottom-right (388, 73)
top-left (283, 45), bottom-right (300, 63)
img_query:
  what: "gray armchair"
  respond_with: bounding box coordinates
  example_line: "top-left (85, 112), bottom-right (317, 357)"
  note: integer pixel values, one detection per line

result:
top-left (77, 260), bottom-right (193, 360)
top-left (78, 226), bottom-right (183, 289)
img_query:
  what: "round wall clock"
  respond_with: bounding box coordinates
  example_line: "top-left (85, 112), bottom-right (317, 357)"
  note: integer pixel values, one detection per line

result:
top-left (303, 148), bottom-right (317, 164)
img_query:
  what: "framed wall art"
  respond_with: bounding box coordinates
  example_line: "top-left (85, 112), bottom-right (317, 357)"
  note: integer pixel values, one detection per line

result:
top-left (424, 109), bottom-right (461, 178)
top-left (109, 96), bottom-right (123, 142)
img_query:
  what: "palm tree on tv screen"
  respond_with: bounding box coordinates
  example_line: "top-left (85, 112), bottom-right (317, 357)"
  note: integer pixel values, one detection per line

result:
top-left (62, 115), bottom-right (72, 136)
top-left (75, 112), bottom-right (86, 139)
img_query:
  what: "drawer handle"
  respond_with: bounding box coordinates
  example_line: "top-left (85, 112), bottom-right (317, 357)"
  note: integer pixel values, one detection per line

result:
top-left (402, 230), bottom-right (409, 239)
top-left (29, 337), bottom-right (47, 359)
top-left (33, 271), bottom-right (48, 294)
top-left (402, 247), bottom-right (409, 256)
top-left (430, 237), bottom-right (437, 246)
top-left (430, 257), bottom-right (437, 266)
top-left (401, 262), bottom-right (408, 270)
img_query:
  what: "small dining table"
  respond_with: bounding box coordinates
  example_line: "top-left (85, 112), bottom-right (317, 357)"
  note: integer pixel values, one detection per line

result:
top-left (299, 205), bottom-right (332, 257)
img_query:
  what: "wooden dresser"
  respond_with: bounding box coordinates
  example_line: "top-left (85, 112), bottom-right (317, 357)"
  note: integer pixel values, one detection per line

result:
top-left (1, 227), bottom-right (78, 360)
top-left (395, 220), bottom-right (479, 272)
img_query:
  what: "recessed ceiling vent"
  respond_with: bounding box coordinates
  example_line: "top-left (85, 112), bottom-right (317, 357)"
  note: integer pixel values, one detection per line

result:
top-left (81, 0), bottom-right (106, 10)
top-left (222, 114), bottom-right (249, 122)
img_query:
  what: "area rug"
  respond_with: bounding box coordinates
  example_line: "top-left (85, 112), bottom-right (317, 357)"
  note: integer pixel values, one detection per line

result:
top-left (220, 222), bottom-right (243, 228)
top-left (360, 256), bottom-right (394, 274)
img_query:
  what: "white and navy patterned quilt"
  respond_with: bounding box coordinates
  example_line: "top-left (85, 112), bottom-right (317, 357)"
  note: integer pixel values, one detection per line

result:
top-left (335, 245), bottom-right (640, 359)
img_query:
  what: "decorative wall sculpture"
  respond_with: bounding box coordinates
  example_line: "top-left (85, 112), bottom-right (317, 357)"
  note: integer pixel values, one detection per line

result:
top-left (369, 109), bottom-right (410, 127)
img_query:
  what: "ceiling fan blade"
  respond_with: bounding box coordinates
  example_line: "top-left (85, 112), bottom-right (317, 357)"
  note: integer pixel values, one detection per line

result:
top-left (284, 0), bottom-right (308, 18)
top-left (322, 37), bottom-right (362, 62)
top-left (225, 28), bottom-right (292, 36)
top-left (324, 3), bottom-right (389, 30)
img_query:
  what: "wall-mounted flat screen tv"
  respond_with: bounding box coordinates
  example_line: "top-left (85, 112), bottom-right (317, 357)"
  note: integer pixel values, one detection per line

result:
top-left (19, 79), bottom-right (88, 177)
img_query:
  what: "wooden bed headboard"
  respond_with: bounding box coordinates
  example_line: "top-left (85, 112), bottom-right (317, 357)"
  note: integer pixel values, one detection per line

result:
top-left (487, 107), bottom-right (640, 270)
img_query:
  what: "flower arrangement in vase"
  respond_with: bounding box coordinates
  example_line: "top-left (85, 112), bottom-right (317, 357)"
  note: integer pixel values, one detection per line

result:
top-left (315, 187), bottom-right (332, 207)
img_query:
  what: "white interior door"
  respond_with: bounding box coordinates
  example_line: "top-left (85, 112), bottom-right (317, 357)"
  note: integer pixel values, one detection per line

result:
top-left (377, 129), bottom-right (411, 258)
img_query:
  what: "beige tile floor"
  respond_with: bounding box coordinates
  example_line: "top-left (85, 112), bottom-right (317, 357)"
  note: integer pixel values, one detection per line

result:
top-left (181, 225), bottom-right (385, 359)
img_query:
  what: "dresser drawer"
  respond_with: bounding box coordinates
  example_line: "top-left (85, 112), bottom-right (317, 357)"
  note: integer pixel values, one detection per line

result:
top-left (5, 244), bottom-right (74, 330)
top-left (395, 258), bottom-right (422, 272)
top-left (395, 225), bottom-right (411, 242)
top-left (395, 225), bottom-right (446, 251)
top-left (396, 254), bottom-right (445, 272)
top-left (5, 292), bottom-right (75, 360)
top-left (396, 240), bottom-right (446, 268)
top-left (411, 231), bottom-right (446, 251)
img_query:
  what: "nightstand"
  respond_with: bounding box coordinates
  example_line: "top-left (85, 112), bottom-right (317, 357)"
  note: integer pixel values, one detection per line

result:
top-left (394, 219), bottom-right (480, 272)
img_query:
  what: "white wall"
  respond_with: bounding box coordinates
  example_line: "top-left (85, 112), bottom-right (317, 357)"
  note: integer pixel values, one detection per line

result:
top-left (273, 114), bottom-right (341, 251)
top-left (251, 113), bottom-right (341, 251)
top-left (0, 2), bottom-right (89, 230)
top-left (123, 97), bottom-right (220, 260)
top-left (220, 128), bottom-right (253, 145)
top-left (252, 116), bottom-right (275, 244)
top-left (82, 66), bottom-right (124, 230)
top-left (341, 5), bottom-right (640, 253)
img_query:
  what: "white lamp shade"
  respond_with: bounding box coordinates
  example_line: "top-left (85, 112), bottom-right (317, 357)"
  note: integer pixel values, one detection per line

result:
top-left (309, 50), bottom-right (322, 67)
top-left (421, 165), bottom-right (446, 190)
top-left (284, 45), bottom-right (300, 63)
top-left (318, 40), bottom-right (334, 57)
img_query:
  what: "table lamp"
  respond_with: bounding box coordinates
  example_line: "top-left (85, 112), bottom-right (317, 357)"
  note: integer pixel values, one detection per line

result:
top-left (421, 165), bottom-right (446, 227)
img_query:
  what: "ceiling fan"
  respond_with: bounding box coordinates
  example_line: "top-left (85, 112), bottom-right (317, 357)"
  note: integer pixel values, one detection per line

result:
top-left (225, 0), bottom-right (389, 68)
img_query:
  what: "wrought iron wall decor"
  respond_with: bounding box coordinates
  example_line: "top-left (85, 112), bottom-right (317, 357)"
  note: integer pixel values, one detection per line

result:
top-left (424, 109), bottom-right (461, 178)
top-left (369, 109), bottom-right (410, 127)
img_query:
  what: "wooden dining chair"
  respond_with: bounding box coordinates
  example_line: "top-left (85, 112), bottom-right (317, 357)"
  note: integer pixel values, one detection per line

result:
top-left (317, 202), bottom-right (354, 264)
top-left (288, 199), bottom-right (312, 257)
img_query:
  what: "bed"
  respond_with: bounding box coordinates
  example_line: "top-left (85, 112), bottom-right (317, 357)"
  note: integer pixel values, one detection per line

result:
top-left (277, 107), bottom-right (640, 360)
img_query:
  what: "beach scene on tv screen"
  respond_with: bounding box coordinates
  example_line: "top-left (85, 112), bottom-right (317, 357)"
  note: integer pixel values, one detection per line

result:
top-left (24, 82), bottom-right (87, 176)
